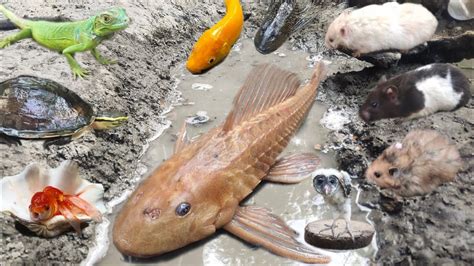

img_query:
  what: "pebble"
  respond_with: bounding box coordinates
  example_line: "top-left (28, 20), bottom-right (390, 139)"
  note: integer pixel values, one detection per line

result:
top-left (305, 219), bottom-right (375, 250)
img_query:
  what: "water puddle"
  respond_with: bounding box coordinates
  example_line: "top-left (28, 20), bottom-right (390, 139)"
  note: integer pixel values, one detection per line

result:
top-left (98, 39), bottom-right (377, 265)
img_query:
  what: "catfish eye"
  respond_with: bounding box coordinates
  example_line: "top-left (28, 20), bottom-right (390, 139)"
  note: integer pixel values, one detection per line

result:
top-left (175, 202), bottom-right (191, 216)
top-left (374, 171), bottom-right (381, 178)
top-left (371, 102), bottom-right (378, 108)
top-left (208, 58), bottom-right (215, 64)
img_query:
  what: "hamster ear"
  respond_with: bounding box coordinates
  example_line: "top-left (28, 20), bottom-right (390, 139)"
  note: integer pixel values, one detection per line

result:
top-left (342, 8), bottom-right (353, 15)
top-left (389, 167), bottom-right (400, 178)
top-left (378, 75), bottom-right (387, 84)
top-left (385, 87), bottom-right (398, 103)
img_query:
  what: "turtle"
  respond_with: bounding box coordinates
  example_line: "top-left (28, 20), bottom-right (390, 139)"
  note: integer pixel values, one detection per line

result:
top-left (0, 75), bottom-right (128, 148)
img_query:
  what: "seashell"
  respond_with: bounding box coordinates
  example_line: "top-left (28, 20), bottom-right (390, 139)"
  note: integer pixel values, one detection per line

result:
top-left (0, 161), bottom-right (105, 237)
top-left (185, 111), bottom-right (210, 125)
top-left (448, 0), bottom-right (474, 21)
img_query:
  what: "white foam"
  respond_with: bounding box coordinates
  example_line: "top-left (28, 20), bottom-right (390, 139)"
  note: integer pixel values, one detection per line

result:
top-left (320, 108), bottom-right (351, 131)
top-left (191, 83), bottom-right (213, 91)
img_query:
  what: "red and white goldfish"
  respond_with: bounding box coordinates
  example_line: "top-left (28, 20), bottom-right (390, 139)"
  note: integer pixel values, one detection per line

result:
top-left (29, 186), bottom-right (102, 234)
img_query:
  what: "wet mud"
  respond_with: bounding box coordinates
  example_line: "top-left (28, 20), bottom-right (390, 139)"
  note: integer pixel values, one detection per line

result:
top-left (0, 0), bottom-right (472, 265)
top-left (101, 38), bottom-right (377, 265)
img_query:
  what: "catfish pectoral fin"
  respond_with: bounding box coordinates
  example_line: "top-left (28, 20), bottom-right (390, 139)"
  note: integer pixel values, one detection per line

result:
top-left (223, 206), bottom-right (331, 264)
top-left (265, 153), bottom-right (320, 184)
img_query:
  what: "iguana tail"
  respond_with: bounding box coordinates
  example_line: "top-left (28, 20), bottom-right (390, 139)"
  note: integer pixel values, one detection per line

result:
top-left (0, 4), bottom-right (30, 29)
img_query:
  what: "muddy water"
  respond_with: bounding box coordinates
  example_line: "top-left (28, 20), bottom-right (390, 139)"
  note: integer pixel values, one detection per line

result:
top-left (99, 39), bottom-right (377, 265)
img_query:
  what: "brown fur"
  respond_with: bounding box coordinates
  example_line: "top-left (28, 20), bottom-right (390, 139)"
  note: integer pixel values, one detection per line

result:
top-left (366, 130), bottom-right (462, 197)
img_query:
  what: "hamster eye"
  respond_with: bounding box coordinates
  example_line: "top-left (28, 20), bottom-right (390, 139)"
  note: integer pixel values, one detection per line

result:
top-left (45, 206), bottom-right (50, 211)
top-left (371, 102), bottom-right (378, 108)
top-left (374, 171), bottom-right (381, 178)
top-left (175, 202), bottom-right (191, 216)
top-left (329, 38), bottom-right (334, 43)
top-left (208, 58), bottom-right (216, 64)
top-left (32, 212), bottom-right (39, 218)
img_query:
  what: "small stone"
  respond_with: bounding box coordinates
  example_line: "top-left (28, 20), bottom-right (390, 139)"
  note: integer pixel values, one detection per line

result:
top-left (314, 144), bottom-right (322, 150)
top-left (305, 219), bottom-right (375, 250)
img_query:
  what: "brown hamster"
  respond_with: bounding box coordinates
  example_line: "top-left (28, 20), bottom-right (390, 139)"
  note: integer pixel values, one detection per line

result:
top-left (365, 130), bottom-right (462, 197)
top-left (325, 2), bottom-right (438, 57)
top-left (359, 63), bottom-right (471, 122)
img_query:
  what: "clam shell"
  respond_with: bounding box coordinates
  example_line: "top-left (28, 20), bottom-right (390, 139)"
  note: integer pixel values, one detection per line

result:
top-left (0, 161), bottom-right (105, 237)
top-left (448, 0), bottom-right (474, 21)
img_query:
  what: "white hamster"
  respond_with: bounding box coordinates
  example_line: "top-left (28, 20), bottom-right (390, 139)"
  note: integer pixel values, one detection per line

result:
top-left (325, 2), bottom-right (438, 57)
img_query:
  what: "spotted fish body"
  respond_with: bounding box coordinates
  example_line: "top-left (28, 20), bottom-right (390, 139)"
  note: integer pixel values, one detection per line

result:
top-left (113, 62), bottom-right (329, 263)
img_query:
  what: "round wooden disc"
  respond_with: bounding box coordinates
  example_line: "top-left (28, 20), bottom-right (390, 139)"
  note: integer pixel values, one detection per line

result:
top-left (304, 219), bottom-right (375, 250)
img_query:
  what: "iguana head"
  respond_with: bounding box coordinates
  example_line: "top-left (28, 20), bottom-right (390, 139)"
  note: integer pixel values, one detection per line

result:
top-left (93, 7), bottom-right (129, 37)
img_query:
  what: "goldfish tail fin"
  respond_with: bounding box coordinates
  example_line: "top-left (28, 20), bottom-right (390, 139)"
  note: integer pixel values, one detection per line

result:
top-left (58, 202), bottom-right (82, 234)
top-left (67, 196), bottom-right (103, 222)
top-left (222, 64), bottom-right (301, 132)
top-left (224, 206), bottom-right (331, 264)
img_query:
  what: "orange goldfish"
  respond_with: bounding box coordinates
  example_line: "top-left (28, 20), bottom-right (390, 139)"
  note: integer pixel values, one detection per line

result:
top-left (29, 186), bottom-right (102, 234)
top-left (186, 0), bottom-right (243, 74)
top-left (113, 62), bottom-right (330, 263)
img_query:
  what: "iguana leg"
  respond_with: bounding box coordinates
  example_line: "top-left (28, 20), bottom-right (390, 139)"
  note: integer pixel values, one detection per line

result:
top-left (91, 48), bottom-right (116, 65)
top-left (62, 43), bottom-right (92, 79)
top-left (0, 28), bottom-right (32, 48)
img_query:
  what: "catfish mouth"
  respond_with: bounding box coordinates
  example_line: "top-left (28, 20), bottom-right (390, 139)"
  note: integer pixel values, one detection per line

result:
top-left (254, 37), bottom-right (283, 55)
top-left (113, 206), bottom-right (220, 259)
top-left (255, 44), bottom-right (273, 54)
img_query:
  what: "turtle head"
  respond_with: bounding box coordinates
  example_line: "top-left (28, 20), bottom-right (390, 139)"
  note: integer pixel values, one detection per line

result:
top-left (92, 111), bottom-right (128, 130)
top-left (93, 7), bottom-right (130, 37)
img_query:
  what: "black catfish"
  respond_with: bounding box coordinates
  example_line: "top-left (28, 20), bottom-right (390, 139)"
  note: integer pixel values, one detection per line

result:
top-left (254, 0), bottom-right (321, 54)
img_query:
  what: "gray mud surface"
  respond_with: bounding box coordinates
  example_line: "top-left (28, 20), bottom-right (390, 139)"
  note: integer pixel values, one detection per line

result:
top-left (0, 0), bottom-right (473, 265)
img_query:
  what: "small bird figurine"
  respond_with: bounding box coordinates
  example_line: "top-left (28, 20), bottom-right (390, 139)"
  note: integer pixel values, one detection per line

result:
top-left (312, 168), bottom-right (353, 240)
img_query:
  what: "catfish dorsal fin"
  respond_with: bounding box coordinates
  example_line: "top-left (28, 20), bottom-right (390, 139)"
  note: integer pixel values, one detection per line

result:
top-left (222, 64), bottom-right (301, 132)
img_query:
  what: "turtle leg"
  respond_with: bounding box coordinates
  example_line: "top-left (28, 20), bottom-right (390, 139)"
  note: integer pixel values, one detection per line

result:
top-left (0, 134), bottom-right (22, 146)
top-left (43, 136), bottom-right (72, 149)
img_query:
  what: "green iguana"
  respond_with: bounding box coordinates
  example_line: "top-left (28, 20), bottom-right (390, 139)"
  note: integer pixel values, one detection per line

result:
top-left (0, 5), bottom-right (129, 79)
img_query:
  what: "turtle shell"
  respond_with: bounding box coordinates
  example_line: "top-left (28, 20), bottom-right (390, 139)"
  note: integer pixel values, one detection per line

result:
top-left (0, 76), bottom-right (94, 139)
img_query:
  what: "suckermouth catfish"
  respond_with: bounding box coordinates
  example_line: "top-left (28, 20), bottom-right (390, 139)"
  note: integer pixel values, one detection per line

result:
top-left (113, 61), bottom-right (330, 263)
top-left (254, 0), bottom-right (320, 54)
